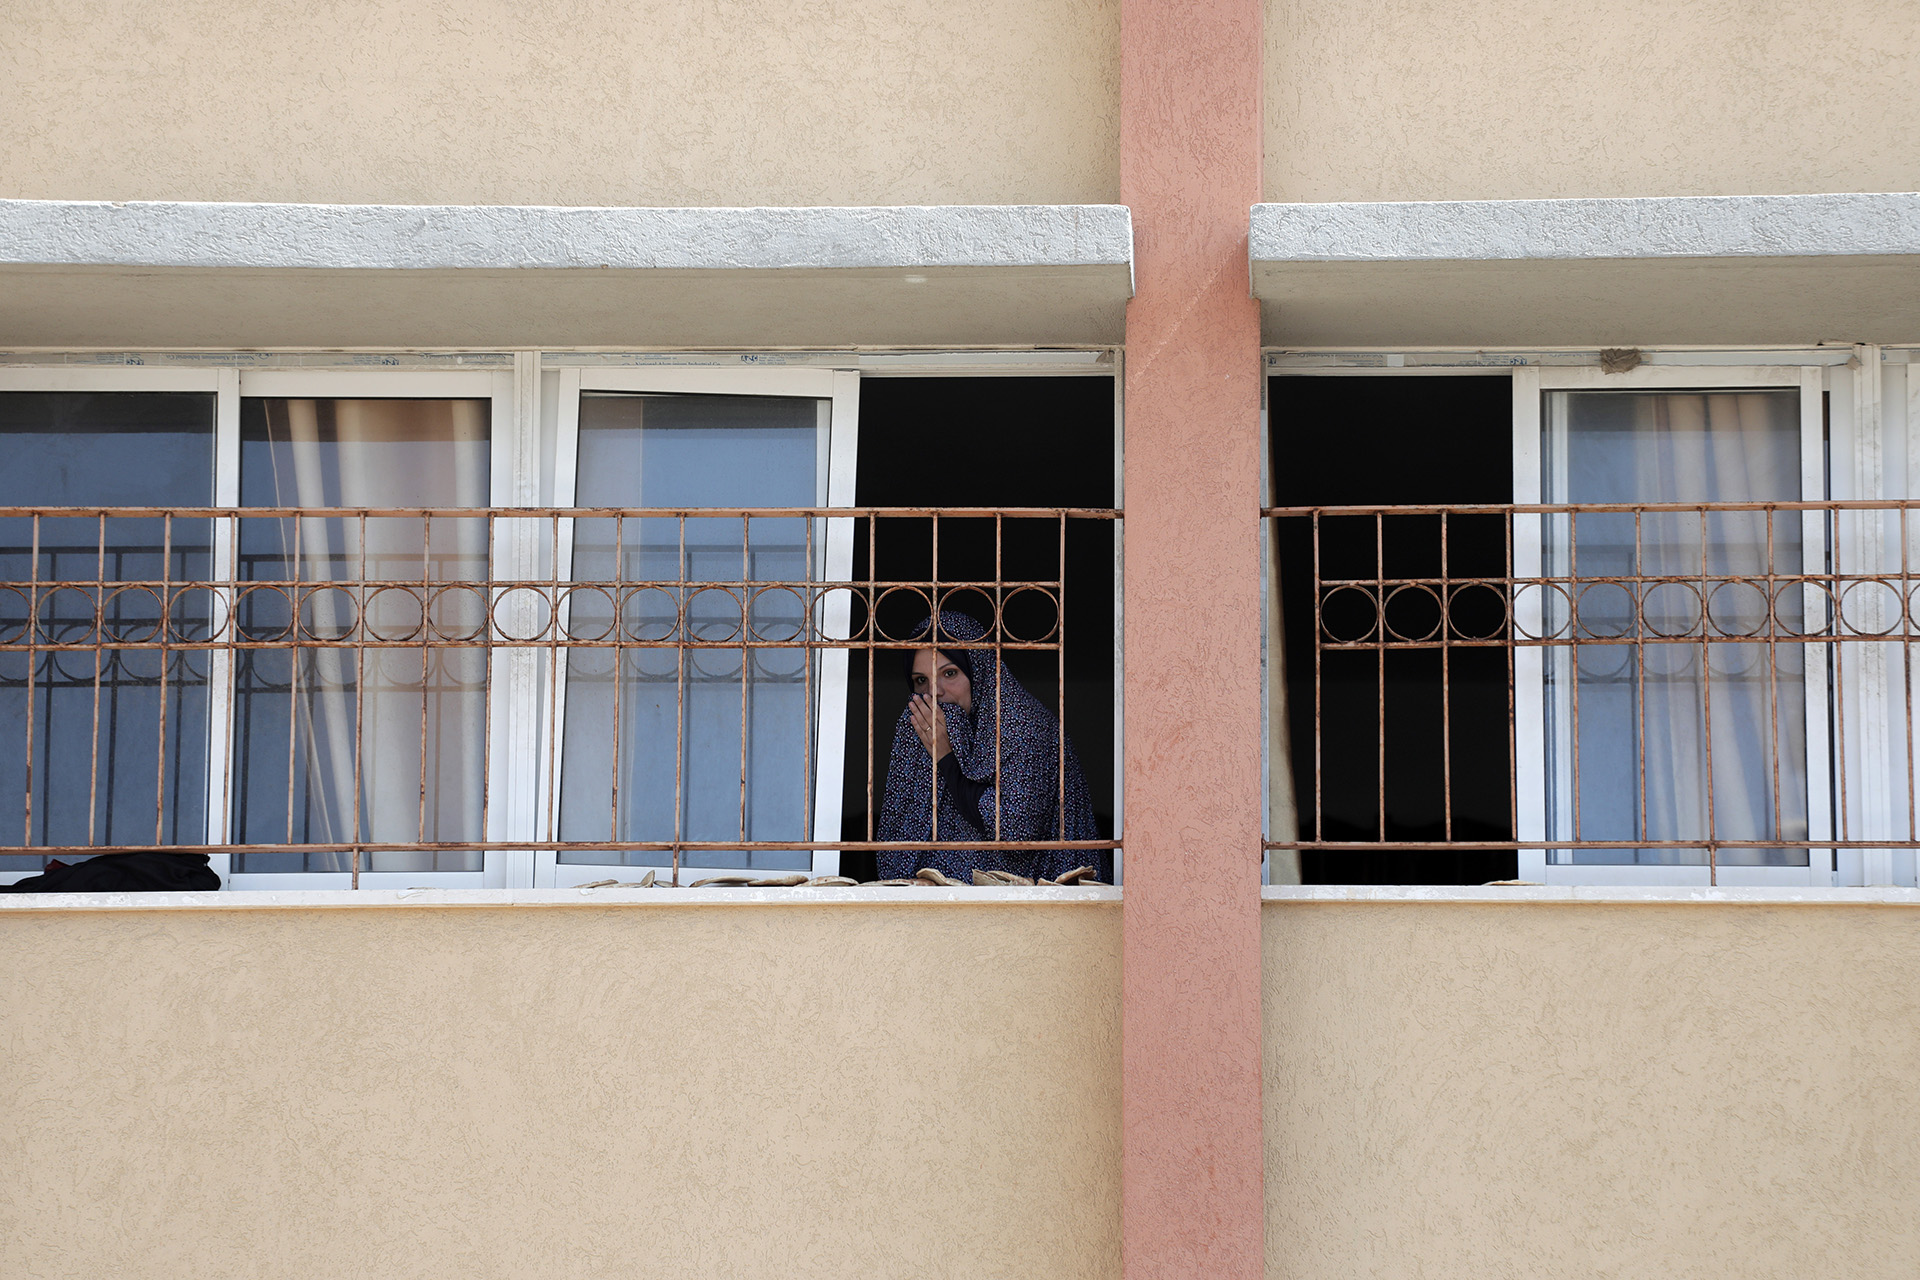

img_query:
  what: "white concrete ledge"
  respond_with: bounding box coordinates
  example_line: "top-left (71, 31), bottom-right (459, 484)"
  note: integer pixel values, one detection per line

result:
top-left (1251, 192), bottom-right (1920, 348)
top-left (0, 885), bottom-right (1122, 912)
top-left (0, 201), bottom-right (1133, 348)
top-left (1252, 192), bottom-right (1920, 264)
top-left (1263, 884), bottom-right (1920, 906)
top-left (1, 200), bottom-right (1134, 274)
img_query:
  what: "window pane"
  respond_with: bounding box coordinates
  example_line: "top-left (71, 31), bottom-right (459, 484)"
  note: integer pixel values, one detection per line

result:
top-left (559, 393), bottom-right (818, 870)
top-left (231, 399), bottom-right (489, 873)
top-left (1544, 390), bottom-right (1806, 866)
top-left (0, 392), bottom-right (215, 868)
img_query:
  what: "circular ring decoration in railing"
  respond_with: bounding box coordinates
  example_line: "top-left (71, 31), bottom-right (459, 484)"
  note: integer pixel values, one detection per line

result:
top-left (492, 586), bottom-right (556, 644)
top-left (933, 586), bottom-right (1000, 640)
top-left (559, 585), bottom-right (617, 643)
top-left (36, 586), bottom-right (101, 646)
top-left (747, 585), bottom-right (810, 644)
top-left (872, 585), bottom-right (936, 644)
top-left (0, 585), bottom-right (30, 645)
top-left (1640, 581), bottom-right (1704, 640)
top-left (427, 584), bottom-right (491, 642)
top-left (234, 584), bottom-right (294, 643)
top-left (1839, 578), bottom-right (1904, 637)
top-left (1445, 581), bottom-right (1510, 641)
top-left (298, 586), bottom-right (360, 643)
top-left (1769, 579), bottom-right (1832, 637)
top-left (1704, 579), bottom-right (1771, 639)
top-left (1318, 584), bottom-right (1380, 645)
top-left (1000, 586), bottom-right (1061, 644)
top-left (1510, 582), bottom-right (1573, 642)
top-left (618, 585), bottom-right (682, 643)
top-left (683, 585), bottom-right (745, 644)
top-left (166, 585), bottom-right (219, 644)
top-left (811, 585), bottom-right (863, 646)
top-left (1382, 583), bottom-right (1444, 644)
top-left (364, 585), bottom-right (426, 643)
top-left (1571, 581), bottom-right (1636, 640)
top-left (98, 585), bottom-right (166, 644)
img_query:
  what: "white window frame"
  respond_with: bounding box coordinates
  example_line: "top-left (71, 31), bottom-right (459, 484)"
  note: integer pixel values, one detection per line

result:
top-left (219, 369), bottom-right (518, 890)
top-left (1517, 364), bottom-right (1833, 888)
top-left (533, 366), bottom-right (858, 888)
top-left (0, 366), bottom-right (226, 886)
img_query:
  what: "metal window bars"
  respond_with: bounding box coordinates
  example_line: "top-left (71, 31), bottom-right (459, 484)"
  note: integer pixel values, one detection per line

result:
top-left (1264, 499), bottom-right (1920, 884)
top-left (0, 505), bottom-right (1118, 886)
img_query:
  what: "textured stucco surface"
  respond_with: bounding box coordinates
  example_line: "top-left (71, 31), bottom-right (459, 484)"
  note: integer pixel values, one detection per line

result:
top-left (1264, 901), bottom-right (1920, 1278)
top-left (0, 901), bottom-right (1121, 1279)
top-left (1251, 194), bottom-right (1920, 264)
top-left (1119, 0), bottom-right (1267, 1275)
top-left (3, 1), bottom-right (1119, 208)
top-left (0, 201), bottom-right (1135, 271)
top-left (1266, 0), bottom-right (1920, 203)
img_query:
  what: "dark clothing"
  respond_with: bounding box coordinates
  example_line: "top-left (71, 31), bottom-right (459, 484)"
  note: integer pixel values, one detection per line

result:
top-left (0, 852), bottom-right (221, 893)
top-left (877, 611), bottom-right (1100, 882)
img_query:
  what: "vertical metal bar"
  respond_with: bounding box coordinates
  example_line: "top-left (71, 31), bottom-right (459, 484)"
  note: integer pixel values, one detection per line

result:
top-left (87, 513), bottom-right (106, 846)
top-left (1375, 510), bottom-right (1386, 842)
top-left (1700, 508), bottom-right (1717, 886)
top-left (802, 508), bottom-right (814, 856)
top-left (1904, 504), bottom-right (1915, 843)
top-left (1057, 511), bottom-right (1068, 848)
top-left (418, 513), bottom-right (431, 846)
top-left (1767, 507), bottom-right (1783, 845)
top-left (1312, 511), bottom-right (1323, 845)
top-left (673, 513), bottom-right (686, 886)
top-left (929, 510), bottom-right (939, 845)
top-left (286, 514), bottom-right (301, 847)
top-left (155, 512), bottom-right (172, 845)
top-left (739, 512), bottom-right (750, 850)
top-left (865, 513), bottom-right (876, 846)
top-left (23, 514), bottom-right (38, 848)
top-left (1440, 509), bottom-right (1453, 842)
top-left (351, 511), bottom-right (366, 889)
top-left (995, 512), bottom-right (1004, 843)
top-left (544, 511), bottom-right (562, 845)
top-left (609, 513), bottom-right (624, 847)
top-left (481, 512), bottom-right (495, 856)
top-left (1505, 507), bottom-right (1519, 856)
top-left (1635, 508), bottom-right (1648, 849)
top-left (1570, 507), bottom-right (1583, 844)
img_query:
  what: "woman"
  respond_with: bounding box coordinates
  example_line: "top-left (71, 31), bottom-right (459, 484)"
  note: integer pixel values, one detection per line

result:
top-left (876, 611), bottom-right (1099, 882)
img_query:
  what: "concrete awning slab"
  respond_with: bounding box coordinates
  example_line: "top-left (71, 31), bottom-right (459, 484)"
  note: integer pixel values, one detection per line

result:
top-left (1250, 193), bottom-right (1920, 349)
top-left (0, 201), bottom-right (1134, 349)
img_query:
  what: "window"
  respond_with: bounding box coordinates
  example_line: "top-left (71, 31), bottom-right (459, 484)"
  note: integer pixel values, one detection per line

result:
top-left (0, 355), bottom-right (1120, 890)
top-left (1267, 351), bottom-right (1917, 889)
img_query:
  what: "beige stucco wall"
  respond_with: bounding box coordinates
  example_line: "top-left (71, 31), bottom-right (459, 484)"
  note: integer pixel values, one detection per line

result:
top-left (0, 901), bottom-right (1120, 1280)
top-left (3, 1), bottom-right (1118, 207)
top-left (1265, 900), bottom-right (1920, 1278)
top-left (1267, 0), bottom-right (1920, 202)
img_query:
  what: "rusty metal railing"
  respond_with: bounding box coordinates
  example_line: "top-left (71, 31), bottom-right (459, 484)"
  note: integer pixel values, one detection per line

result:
top-left (0, 505), bottom-right (1119, 884)
top-left (1265, 500), bottom-right (1920, 883)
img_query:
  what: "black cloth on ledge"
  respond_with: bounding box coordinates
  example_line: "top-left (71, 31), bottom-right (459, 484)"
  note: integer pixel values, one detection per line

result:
top-left (0, 852), bottom-right (221, 893)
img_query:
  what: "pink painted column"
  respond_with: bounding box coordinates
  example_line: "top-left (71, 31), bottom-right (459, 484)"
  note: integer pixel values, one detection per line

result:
top-left (1120, 0), bottom-right (1266, 1276)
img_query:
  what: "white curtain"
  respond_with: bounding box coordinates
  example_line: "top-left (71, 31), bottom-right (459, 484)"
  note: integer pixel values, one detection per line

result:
top-left (264, 399), bottom-right (489, 872)
top-left (1548, 390), bottom-right (1806, 865)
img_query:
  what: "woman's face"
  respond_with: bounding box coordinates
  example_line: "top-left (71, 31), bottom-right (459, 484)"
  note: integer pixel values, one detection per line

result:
top-left (910, 648), bottom-right (972, 714)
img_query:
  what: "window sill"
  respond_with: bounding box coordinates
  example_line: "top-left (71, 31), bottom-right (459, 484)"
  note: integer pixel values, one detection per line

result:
top-left (1263, 884), bottom-right (1920, 907)
top-left (0, 884), bottom-right (1123, 912)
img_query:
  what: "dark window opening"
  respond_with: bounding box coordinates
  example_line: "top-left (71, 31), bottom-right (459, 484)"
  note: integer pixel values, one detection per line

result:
top-left (841, 376), bottom-right (1116, 882)
top-left (1271, 375), bottom-right (1516, 885)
